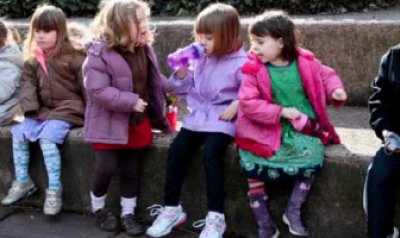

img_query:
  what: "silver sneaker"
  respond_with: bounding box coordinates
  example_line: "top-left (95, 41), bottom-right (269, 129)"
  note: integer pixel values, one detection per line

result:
top-left (43, 188), bottom-right (62, 215)
top-left (1, 178), bottom-right (37, 206)
top-left (146, 204), bottom-right (187, 237)
top-left (193, 212), bottom-right (227, 238)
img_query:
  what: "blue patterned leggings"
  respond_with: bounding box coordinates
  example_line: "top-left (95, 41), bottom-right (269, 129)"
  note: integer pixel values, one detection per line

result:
top-left (13, 138), bottom-right (62, 190)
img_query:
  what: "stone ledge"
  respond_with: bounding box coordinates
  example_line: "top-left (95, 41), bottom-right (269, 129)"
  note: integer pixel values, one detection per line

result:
top-left (0, 106), bottom-right (391, 237)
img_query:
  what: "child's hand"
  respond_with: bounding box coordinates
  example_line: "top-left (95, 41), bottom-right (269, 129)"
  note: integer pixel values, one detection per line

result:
top-left (281, 107), bottom-right (301, 120)
top-left (134, 98), bottom-right (148, 113)
top-left (219, 100), bottom-right (239, 121)
top-left (177, 64), bottom-right (190, 79)
top-left (383, 130), bottom-right (397, 152)
top-left (332, 88), bottom-right (347, 101)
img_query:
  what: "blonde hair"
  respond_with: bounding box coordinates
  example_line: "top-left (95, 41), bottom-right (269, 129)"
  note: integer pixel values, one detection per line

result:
top-left (91, 0), bottom-right (153, 51)
top-left (24, 5), bottom-right (83, 61)
top-left (195, 3), bottom-right (243, 57)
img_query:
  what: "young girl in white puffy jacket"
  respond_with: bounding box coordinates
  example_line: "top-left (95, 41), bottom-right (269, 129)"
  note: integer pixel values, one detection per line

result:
top-left (0, 20), bottom-right (23, 127)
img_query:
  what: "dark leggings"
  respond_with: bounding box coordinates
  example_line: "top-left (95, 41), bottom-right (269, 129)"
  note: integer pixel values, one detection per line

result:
top-left (366, 147), bottom-right (400, 238)
top-left (92, 149), bottom-right (144, 198)
top-left (164, 128), bottom-right (233, 213)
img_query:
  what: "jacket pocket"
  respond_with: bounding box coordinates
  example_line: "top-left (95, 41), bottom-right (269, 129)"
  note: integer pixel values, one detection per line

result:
top-left (86, 104), bottom-right (101, 119)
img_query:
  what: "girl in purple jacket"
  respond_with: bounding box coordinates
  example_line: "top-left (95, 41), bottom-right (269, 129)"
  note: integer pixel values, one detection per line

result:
top-left (146, 4), bottom-right (248, 238)
top-left (83, 0), bottom-right (170, 236)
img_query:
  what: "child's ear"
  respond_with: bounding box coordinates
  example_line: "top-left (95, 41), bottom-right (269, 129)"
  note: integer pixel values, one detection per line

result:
top-left (278, 38), bottom-right (284, 49)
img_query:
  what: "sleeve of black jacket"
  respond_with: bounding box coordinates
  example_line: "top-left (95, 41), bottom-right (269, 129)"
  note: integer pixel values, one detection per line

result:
top-left (369, 47), bottom-right (399, 141)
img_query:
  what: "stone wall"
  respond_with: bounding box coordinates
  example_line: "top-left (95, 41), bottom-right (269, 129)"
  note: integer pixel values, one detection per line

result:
top-left (150, 20), bottom-right (400, 106)
top-left (7, 19), bottom-right (400, 105)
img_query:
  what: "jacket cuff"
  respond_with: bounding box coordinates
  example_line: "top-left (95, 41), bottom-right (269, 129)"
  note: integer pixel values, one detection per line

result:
top-left (375, 121), bottom-right (396, 141)
top-left (170, 70), bottom-right (193, 86)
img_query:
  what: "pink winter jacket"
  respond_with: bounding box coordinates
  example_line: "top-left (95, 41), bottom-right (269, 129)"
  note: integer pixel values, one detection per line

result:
top-left (235, 48), bottom-right (345, 158)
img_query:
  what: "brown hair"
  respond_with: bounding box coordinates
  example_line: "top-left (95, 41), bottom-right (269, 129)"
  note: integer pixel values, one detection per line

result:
top-left (24, 5), bottom-right (82, 61)
top-left (249, 10), bottom-right (299, 62)
top-left (0, 19), bottom-right (8, 48)
top-left (91, 0), bottom-right (153, 51)
top-left (195, 3), bottom-right (243, 57)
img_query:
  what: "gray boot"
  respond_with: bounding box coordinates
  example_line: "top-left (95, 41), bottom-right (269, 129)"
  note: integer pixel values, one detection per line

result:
top-left (249, 191), bottom-right (280, 238)
top-left (1, 177), bottom-right (37, 206)
top-left (283, 180), bottom-right (312, 236)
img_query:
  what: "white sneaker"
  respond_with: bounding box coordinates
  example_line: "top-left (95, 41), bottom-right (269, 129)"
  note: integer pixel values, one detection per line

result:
top-left (146, 204), bottom-right (187, 237)
top-left (43, 188), bottom-right (62, 215)
top-left (193, 211), bottom-right (226, 238)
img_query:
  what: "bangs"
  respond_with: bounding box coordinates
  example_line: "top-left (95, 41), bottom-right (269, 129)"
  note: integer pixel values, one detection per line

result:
top-left (32, 9), bottom-right (63, 32)
top-left (24, 5), bottom-right (71, 60)
top-left (249, 10), bottom-right (299, 62)
top-left (194, 3), bottom-right (242, 56)
top-left (249, 21), bottom-right (270, 38)
top-left (195, 16), bottom-right (214, 35)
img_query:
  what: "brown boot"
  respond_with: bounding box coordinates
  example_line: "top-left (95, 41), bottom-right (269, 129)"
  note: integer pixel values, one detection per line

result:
top-left (94, 208), bottom-right (119, 232)
top-left (121, 214), bottom-right (145, 237)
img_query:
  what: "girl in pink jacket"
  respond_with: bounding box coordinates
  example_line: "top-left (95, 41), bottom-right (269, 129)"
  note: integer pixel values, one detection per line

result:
top-left (236, 11), bottom-right (346, 238)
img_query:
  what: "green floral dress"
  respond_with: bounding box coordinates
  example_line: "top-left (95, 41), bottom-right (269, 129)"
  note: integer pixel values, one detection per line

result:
top-left (239, 61), bottom-right (324, 181)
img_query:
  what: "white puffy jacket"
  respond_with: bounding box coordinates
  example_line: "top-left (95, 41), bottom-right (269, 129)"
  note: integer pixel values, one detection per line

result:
top-left (0, 44), bottom-right (23, 126)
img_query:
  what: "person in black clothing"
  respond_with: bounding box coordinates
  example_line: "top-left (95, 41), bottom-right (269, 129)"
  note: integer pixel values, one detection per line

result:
top-left (366, 45), bottom-right (400, 238)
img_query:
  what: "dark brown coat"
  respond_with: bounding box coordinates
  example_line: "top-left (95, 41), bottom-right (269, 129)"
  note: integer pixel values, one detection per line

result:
top-left (19, 49), bottom-right (86, 126)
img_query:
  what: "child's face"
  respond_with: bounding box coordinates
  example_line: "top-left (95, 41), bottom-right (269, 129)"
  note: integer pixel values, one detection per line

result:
top-left (130, 8), bottom-right (149, 45)
top-left (198, 34), bottom-right (214, 56)
top-left (250, 34), bottom-right (283, 64)
top-left (34, 29), bottom-right (57, 52)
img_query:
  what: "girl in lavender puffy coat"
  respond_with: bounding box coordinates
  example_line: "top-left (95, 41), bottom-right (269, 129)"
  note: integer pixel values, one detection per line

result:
top-left (83, 0), bottom-right (170, 236)
top-left (146, 4), bottom-right (248, 238)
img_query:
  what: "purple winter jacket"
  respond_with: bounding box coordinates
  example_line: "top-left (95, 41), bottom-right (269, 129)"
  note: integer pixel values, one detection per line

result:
top-left (83, 41), bottom-right (170, 144)
top-left (168, 47), bottom-right (248, 137)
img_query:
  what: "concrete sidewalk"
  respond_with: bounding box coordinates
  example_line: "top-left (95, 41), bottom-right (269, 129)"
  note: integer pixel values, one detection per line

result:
top-left (0, 206), bottom-right (301, 238)
top-left (0, 207), bottom-right (199, 238)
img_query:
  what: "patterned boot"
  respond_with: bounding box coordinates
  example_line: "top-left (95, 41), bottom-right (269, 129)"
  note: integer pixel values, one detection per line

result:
top-left (283, 180), bottom-right (312, 236)
top-left (249, 192), bottom-right (280, 238)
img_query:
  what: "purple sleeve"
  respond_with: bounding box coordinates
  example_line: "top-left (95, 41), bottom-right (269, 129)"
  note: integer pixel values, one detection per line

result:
top-left (168, 69), bottom-right (194, 97)
top-left (83, 55), bottom-right (138, 113)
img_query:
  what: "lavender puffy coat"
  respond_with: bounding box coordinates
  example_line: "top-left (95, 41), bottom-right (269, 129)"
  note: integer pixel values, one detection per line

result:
top-left (83, 41), bottom-right (170, 144)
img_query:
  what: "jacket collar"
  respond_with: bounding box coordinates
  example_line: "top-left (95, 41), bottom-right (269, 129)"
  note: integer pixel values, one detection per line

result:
top-left (242, 47), bottom-right (314, 75)
top-left (205, 47), bottom-right (247, 61)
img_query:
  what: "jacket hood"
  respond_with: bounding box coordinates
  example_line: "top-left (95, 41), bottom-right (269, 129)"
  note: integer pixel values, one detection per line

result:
top-left (242, 47), bottom-right (316, 75)
top-left (0, 44), bottom-right (23, 69)
top-left (209, 47), bottom-right (247, 61)
top-left (85, 40), bottom-right (108, 56)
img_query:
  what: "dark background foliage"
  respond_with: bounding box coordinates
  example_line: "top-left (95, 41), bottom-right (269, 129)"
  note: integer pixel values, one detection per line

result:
top-left (0, 0), bottom-right (398, 18)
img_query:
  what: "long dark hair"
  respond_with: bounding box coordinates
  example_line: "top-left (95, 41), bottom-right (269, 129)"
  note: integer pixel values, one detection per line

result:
top-left (249, 10), bottom-right (299, 62)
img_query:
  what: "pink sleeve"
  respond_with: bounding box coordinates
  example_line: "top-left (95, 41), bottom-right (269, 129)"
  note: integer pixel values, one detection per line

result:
top-left (318, 61), bottom-right (346, 108)
top-left (239, 74), bottom-right (282, 125)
